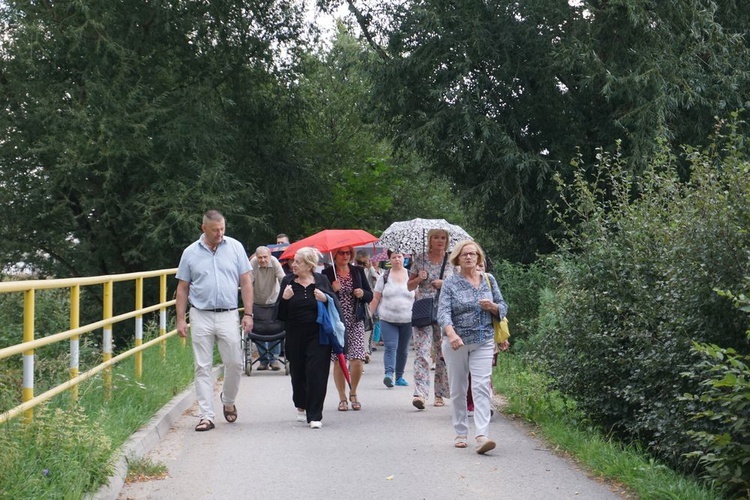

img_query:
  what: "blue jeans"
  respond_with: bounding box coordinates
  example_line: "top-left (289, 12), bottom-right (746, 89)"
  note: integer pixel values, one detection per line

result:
top-left (255, 340), bottom-right (281, 364)
top-left (372, 321), bottom-right (381, 343)
top-left (379, 320), bottom-right (412, 379)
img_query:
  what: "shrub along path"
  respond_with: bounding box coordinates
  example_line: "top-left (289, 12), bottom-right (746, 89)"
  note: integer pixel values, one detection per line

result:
top-left (116, 348), bottom-right (626, 499)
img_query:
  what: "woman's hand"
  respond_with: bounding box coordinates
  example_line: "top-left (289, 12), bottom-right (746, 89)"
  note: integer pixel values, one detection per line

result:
top-left (332, 280), bottom-right (341, 293)
top-left (432, 279), bottom-right (443, 290)
top-left (353, 287), bottom-right (364, 299)
top-left (478, 298), bottom-right (494, 312)
top-left (418, 270), bottom-right (428, 281)
top-left (499, 340), bottom-right (510, 352)
top-left (447, 331), bottom-right (464, 351)
top-left (313, 288), bottom-right (327, 302)
top-left (282, 284), bottom-right (293, 300)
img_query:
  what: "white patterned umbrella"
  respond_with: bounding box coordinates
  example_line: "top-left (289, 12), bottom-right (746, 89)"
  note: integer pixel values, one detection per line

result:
top-left (377, 218), bottom-right (473, 255)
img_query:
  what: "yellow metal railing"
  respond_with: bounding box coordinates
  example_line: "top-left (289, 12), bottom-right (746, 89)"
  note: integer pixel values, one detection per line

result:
top-left (0, 269), bottom-right (179, 424)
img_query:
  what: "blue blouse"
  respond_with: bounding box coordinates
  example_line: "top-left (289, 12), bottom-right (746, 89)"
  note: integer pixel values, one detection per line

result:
top-left (437, 272), bottom-right (508, 345)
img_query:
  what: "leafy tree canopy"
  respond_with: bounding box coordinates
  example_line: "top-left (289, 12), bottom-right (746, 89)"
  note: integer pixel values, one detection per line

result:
top-left (322, 0), bottom-right (750, 261)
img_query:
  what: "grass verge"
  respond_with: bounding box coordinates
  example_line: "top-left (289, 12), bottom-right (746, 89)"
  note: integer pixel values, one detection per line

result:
top-left (492, 354), bottom-right (725, 500)
top-left (0, 335), bottom-right (194, 499)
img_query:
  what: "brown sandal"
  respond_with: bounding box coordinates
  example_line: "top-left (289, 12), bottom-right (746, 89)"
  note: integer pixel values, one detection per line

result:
top-left (223, 405), bottom-right (238, 423)
top-left (349, 394), bottom-right (361, 411)
top-left (434, 397), bottom-right (445, 407)
top-left (195, 419), bottom-right (215, 432)
top-left (338, 400), bottom-right (349, 411)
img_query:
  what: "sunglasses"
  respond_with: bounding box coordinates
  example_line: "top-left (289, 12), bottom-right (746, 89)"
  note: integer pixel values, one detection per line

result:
top-left (337, 251), bottom-right (352, 256)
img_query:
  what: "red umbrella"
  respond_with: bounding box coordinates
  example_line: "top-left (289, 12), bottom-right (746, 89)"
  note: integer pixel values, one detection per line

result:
top-left (336, 352), bottom-right (352, 390)
top-left (279, 229), bottom-right (379, 261)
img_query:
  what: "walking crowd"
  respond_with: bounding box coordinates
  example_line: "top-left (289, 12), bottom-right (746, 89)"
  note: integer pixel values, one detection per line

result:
top-left (176, 210), bottom-right (509, 454)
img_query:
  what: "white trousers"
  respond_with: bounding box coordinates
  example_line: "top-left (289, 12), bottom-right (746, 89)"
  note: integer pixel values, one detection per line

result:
top-left (189, 309), bottom-right (242, 421)
top-left (442, 336), bottom-right (494, 438)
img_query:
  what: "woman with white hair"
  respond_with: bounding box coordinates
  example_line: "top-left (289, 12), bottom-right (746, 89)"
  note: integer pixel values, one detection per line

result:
top-left (275, 247), bottom-right (341, 429)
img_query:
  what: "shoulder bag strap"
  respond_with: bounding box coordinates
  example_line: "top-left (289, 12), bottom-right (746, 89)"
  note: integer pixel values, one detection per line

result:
top-left (438, 253), bottom-right (448, 279)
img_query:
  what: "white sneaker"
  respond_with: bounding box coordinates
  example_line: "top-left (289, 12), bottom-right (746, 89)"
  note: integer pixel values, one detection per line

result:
top-left (296, 409), bottom-right (306, 422)
top-left (309, 421), bottom-right (322, 429)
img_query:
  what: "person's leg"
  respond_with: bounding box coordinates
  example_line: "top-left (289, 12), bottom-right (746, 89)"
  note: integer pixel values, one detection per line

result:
top-left (215, 312), bottom-right (242, 407)
top-left (411, 325), bottom-right (431, 398)
top-left (254, 341), bottom-right (269, 368)
top-left (372, 321), bottom-right (381, 344)
top-left (395, 323), bottom-right (413, 380)
top-left (349, 359), bottom-right (363, 408)
top-left (305, 331), bottom-right (332, 423)
top-left (268, 342), bottom-right (281, 363)
top-left (332, 361), bottom-right (347, 408)
top-left (285, 328), bottom-right (307, 411)
top-left (431, 323), bottom-right (450, 399)
top-left (469, 339), bottom-right (495, 438)
top-left (189, 310), bottom-right (216, 422)
top-left (442, 336), bottom-right (471, 438)
top-left (379, 320), bottom-right (397, 379)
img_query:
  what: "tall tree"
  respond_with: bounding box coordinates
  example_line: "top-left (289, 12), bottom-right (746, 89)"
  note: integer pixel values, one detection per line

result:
top-left (0, 0), bottom-right (308, 276)
top-left (258, 24), bottom-right (470, 248)
top-left (322, 0), bottom-right (750, 262)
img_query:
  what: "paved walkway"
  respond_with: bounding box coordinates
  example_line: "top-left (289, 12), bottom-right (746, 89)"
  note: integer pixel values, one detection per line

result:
top-left (116, 348), bottom-right (625, 500)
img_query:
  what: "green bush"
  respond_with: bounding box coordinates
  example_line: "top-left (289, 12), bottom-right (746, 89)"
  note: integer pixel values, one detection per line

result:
top-left (681, 290), bottom-right (750, 497)
top-left (535, 122), bottom-right (750, 484)
top-left (490, 259), bottom-right (549, 351)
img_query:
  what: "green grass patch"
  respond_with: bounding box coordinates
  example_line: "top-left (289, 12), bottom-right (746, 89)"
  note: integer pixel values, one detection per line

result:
top-left (0, 335), bottom-right (194, 499)
top-left (492, 354), bottom-right (725, 500)
top-left (126, 457), bottom-right (168, 483)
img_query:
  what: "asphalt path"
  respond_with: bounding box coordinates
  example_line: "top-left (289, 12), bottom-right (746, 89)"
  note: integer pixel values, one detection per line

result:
top-left (117, 348), bottom-right (626, 500)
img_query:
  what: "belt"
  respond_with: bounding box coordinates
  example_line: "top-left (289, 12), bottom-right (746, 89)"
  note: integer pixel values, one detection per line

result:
top-left (196, 307), bottom-right (237, 313)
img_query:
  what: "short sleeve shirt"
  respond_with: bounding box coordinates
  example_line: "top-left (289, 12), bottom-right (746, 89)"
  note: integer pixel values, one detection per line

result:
top-left (176, 235), bottom-right (251, 310)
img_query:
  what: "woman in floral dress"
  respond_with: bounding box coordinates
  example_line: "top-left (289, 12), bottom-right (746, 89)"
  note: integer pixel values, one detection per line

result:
top-left (323, 246), bottom-right (372, 411)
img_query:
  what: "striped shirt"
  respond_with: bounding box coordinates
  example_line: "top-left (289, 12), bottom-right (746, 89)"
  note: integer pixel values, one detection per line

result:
top-left (437, 273), bottom-right (508, 345)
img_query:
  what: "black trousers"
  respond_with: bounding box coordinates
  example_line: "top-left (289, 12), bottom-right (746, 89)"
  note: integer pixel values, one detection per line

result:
top-left (285, 322), bottom-right (332, 422)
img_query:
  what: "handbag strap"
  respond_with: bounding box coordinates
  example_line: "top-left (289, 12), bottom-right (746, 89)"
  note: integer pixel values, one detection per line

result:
top-left (438, 253), bottom-right (448, 279)
top-left (484, 273), bottom-right (497, 317)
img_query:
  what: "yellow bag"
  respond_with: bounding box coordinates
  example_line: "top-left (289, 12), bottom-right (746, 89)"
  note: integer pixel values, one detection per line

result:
top-left (493, 317), bottom-right (510, 344)
top-left (485, 274), bottom-right (510, 343)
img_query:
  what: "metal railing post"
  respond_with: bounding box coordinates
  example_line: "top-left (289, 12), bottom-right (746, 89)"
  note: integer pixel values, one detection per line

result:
top-left (159, 274), bottom-right (167, 358)
top-left (22, 289), bottom-right (35, 422)
top-left (134, 277), bottom-right (143, 379)
top-left (102, 280), bottom-right (113, 400)
top-left (69, 285), bottom-right (80, 402)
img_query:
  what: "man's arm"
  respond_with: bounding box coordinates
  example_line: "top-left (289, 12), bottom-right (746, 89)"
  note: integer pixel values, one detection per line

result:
top-left (239, 271), bottom-right (254, 333)
top-left (176, 280), bottom-right (190, 338)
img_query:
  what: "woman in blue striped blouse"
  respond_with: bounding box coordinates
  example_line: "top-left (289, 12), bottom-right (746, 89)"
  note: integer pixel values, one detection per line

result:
top-left (437, 240), bottom-right (508, 454)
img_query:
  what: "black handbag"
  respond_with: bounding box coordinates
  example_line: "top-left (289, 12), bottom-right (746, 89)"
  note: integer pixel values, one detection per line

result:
top-left (411, 297), bottom-right (435, 327)
top-left (411, 254), bottom-right (448, 327)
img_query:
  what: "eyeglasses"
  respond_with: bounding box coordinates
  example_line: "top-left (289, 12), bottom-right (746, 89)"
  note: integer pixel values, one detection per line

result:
top-left (337, 251), bottom-right (351, 256)
top-left (460, 252), bottom-right (478, 258)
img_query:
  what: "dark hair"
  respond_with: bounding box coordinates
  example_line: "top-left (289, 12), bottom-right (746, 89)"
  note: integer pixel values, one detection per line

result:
top-left (387, 249), bottom-right (404, 258)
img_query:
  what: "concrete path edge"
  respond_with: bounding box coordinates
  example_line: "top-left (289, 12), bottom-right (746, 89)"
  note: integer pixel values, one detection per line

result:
top-left (86, 367), bottom-right (222, 500)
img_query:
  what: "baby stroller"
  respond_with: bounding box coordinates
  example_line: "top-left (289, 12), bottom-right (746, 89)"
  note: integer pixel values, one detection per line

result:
top-left (242, 304), bottom-right (288, 376)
